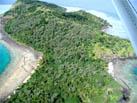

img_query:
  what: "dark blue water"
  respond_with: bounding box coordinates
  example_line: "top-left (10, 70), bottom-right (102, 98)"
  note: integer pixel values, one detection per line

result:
top-left (0, 44), bottom-right (11, 74)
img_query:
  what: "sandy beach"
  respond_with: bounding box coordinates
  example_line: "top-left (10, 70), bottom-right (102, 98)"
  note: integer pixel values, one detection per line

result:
top-left (0, 17), bottom-right (43, 101)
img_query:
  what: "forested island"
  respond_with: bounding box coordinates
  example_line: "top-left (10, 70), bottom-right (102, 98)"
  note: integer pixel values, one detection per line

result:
top-left (2, 0), bottom-right (134, 102)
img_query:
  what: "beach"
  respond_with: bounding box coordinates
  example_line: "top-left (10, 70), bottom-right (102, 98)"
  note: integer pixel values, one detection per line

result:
top-left (0, 17), bottom-right (42, 101)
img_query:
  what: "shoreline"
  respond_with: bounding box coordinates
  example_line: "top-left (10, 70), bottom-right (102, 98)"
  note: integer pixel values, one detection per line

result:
top-left (108, 58), bottom-right (137, 103)
top-left (0, 17), bottom-right (43, 101)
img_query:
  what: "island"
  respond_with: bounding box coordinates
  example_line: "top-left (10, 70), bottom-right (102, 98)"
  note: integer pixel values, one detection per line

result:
top-left (0, 0), bottom-right (135, 103)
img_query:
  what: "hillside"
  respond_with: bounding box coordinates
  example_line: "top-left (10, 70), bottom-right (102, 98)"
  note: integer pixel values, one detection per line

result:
top-left (3, 0), bottom-right (134, 103)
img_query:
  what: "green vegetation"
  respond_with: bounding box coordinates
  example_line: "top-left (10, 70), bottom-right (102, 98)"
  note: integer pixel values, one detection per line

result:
top-left (3, 0), bottom-right (134, 103)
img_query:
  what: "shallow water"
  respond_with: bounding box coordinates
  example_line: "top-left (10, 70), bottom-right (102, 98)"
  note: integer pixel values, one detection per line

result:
top-left (114, 59), bottom-right (137, 102)
top-left (0, 44), bottom-right (11, 74)
top-left (132, 67), bottom-right (137, 75)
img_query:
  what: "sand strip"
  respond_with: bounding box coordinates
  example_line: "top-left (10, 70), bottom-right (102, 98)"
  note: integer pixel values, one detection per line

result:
top-left (0, 16), bottom-right (43, 101)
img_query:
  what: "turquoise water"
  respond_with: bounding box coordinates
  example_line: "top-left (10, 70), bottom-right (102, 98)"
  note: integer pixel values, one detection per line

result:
top-left (0, 44), bottom-right (11, 74)
top-left (132, 67), bottom-right (137, 75)
top-left (119, 60), bottom-right (137, 102)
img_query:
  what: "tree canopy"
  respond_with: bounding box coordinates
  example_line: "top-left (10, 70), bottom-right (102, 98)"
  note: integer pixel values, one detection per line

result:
top-left (3, 0), bottom-right (134, 103)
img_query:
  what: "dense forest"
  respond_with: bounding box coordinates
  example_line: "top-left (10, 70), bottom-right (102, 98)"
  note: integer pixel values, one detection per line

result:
top-left (3, 0), bottom-right (134, 102)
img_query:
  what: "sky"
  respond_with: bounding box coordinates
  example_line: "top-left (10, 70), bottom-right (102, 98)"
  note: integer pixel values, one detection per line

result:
top-left (0, 0), bottom-right (137, 15)
top-left (0, 0), bottom-right (15, 4)
top-left (41, 0), bottom-right (116, 14)
top-left (0, 0), bottom-right (117, 14)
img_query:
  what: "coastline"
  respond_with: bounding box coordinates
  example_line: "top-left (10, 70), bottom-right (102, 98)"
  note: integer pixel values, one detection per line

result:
top-left (0, 17), bottom-right (43, 101)
top-left (66, 7), bottom-right (135, 102)
top-left (108, 58), bottom-right (137, 102)
top-left (65, 7), bottom-right (128, 39)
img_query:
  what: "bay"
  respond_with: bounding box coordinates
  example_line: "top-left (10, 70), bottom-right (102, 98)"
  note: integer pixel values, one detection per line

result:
top-left (0, 44), bottom-right (11, 74)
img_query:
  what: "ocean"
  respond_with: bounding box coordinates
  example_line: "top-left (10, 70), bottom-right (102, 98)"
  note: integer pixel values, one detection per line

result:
top-left (0, 44), bottom-right (11, 74)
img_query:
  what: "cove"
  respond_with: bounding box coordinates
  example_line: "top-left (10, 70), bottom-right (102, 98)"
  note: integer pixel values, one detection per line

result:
top-left (0, 44), bottom-right (11, 74)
